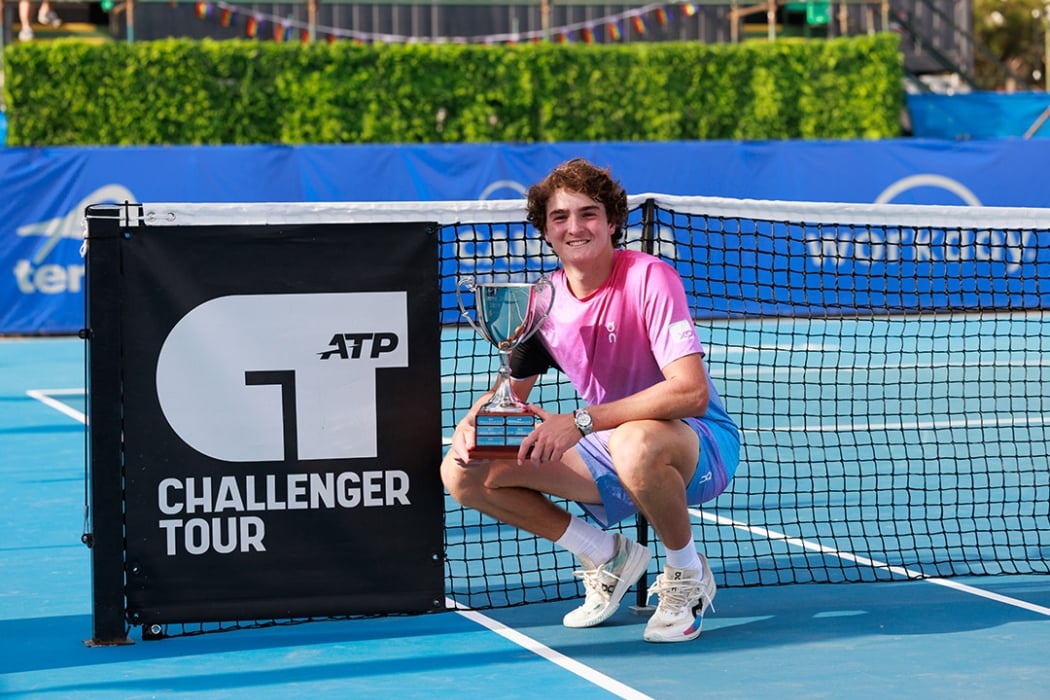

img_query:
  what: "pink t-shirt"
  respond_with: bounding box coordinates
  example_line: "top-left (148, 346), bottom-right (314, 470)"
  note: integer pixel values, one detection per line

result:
top-left (536, 249), bottom-right (704, 406)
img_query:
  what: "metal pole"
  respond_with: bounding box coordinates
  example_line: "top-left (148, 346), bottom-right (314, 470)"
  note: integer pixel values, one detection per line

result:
top-left (1024, 104), bottom-right (1050, 139)
top-left (630, 197), bottom-right (660, 615)
top-left (84, 204), bottom-right (134, 647)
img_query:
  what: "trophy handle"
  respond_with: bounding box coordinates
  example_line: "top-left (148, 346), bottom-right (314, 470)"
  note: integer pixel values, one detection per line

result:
top-left (518, 275), bottom-right (554, 348)
top-left (457, 275), bottom-right (555, 349)
top-left (456, 276), bottom-right (489, 343)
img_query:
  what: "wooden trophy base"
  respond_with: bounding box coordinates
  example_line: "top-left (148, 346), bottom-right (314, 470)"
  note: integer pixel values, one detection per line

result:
top-left (468, 409), bottom-right (536, 461)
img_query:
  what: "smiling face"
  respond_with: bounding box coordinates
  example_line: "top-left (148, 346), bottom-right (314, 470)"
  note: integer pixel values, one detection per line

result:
top-left (543, 188), bottom-right (617, 269)
top-left (525, 158), bottom-right (628, 247)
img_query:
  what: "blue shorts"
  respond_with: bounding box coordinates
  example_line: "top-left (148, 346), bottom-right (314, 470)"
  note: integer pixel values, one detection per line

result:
top-left (574, 417), bottom-right (740, 528)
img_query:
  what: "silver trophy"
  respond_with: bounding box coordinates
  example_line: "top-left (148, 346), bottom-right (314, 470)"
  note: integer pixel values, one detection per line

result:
top-left (456, 275), bottom-right (555, 459)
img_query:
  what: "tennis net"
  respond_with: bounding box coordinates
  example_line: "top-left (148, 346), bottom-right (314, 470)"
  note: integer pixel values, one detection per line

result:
top-left (439, 194), bottom-right (1050, 610)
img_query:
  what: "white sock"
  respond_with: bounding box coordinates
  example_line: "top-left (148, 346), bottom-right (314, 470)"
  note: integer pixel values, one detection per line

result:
top-left (555, 514), bottom-right (616, 566)
top-left (665, 543), bottom-right (703, 578)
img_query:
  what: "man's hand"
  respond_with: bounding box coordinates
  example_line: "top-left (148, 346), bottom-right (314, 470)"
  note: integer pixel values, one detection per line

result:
top-left (450, 414), bottom-right (477, 466)
top-left (517, 404), bottom-right (583, 466)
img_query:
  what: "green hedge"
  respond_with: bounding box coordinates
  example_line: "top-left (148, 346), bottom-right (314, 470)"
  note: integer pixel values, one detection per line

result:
top-left (3, 33), bottom-right (903, 145)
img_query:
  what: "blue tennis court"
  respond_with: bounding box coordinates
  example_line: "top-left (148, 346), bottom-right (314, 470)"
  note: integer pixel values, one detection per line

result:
top-left (3, 331), bottom-right (1050, 698)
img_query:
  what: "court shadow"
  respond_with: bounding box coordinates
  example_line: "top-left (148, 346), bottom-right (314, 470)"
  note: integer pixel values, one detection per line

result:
top-left (0, 610), bottom-right (471, 676)
top-left (486, 577), bottom-right (1050, 655)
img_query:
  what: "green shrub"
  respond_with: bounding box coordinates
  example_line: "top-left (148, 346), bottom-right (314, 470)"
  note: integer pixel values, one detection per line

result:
top-left (3, 33), bottom-right (903, 145)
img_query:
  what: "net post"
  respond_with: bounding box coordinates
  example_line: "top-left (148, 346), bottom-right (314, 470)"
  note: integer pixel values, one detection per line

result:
top-left (639, 197), bottom-right (657, 255)
top-left (83, 203), bottom-right (136, 646)
top-left (628, 198), bottom-right (660, 616)
top-left (628, 513), bottom-right (654, 615)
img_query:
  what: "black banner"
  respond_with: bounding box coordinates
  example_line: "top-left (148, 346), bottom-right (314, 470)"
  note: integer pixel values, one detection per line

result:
top-left (113, 221), bottom-right (443, 625)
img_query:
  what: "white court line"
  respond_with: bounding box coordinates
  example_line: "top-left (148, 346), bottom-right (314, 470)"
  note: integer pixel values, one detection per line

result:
top-left (26, 388), bottom-right (87, 424)
top-left (27, 382), bottom-right (1045, 672)
top-left (693, 508), bottom-right (1050, 618)
top-left (713, 356), bottom-right (1050, 372)
top-left (446, 598), bottom-right (653, 700)
top-left (741, 413), bottom-right (1050, 433)
top-left (32, 385), bottom-right (648, 696)
top-left (444, 411), bottom-right (1050, 444)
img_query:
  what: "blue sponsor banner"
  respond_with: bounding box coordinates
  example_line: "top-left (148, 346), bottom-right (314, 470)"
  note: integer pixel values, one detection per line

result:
top-left (2, 139), bottom-right (1050, 334)
top-left (907, 92), bottom-right (1050, 140)
top-left (688, 217), bottom-right (1050, 318)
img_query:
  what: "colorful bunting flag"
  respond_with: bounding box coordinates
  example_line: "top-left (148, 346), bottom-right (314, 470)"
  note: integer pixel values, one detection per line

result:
top-left (180, 0), bottom-right (706, 45)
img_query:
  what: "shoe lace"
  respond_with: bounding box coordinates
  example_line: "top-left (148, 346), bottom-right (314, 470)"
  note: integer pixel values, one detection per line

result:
top-left (573, 563), bottom-right (622, 603)
top-left (647, 574), bottom-right (712, 615)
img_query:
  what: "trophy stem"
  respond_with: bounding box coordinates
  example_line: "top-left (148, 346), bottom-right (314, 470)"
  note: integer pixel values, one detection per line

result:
top-left (485, 353), bottom-right (526, 412)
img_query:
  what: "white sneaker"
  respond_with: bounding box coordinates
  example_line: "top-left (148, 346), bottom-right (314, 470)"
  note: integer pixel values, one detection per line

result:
top-left (38, 8), bottom-right (62, 27)
top-left (562, 534), bottom-right (651, 628)
top-left (643, 554), bottom-right (717, 643)
top-left (19, 27), bottom-right (34, 41)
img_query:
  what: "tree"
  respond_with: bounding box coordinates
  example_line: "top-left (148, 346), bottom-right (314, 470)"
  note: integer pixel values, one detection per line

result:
top-left (973, 0), bottom-right (1049, 90)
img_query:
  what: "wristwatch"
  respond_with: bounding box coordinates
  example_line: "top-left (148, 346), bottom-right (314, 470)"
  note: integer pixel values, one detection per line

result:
top-left (573, 408), bottom-right (594, 436)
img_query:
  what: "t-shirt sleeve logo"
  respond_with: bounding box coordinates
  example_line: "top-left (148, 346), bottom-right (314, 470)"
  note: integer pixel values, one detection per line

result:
top-left (668, 319), bottom-right (696, 343)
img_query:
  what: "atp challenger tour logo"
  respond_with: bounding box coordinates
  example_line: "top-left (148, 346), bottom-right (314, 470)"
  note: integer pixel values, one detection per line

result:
top-left (154, 292), bottom-right (412, 556)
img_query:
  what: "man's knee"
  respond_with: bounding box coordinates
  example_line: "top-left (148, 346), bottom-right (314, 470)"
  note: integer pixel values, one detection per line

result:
top-left (440, 454), bottom-right (506, 509)
top-left (608, 421), bottom-right (664, 463)
top-left (608, 421), bottom-right (695, 488)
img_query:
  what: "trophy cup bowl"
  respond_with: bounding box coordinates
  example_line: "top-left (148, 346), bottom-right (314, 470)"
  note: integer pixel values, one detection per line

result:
top-left (456, 275), bottom-right (555, 460)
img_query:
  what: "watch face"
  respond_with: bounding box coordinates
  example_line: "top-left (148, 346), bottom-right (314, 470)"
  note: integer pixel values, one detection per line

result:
top-left (575, 409), bottom-right (592, 432)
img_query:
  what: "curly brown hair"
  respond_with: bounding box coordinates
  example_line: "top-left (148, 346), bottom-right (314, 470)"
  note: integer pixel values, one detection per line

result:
top-left (525, 158), bottom-right (628, 246)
